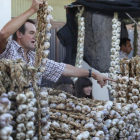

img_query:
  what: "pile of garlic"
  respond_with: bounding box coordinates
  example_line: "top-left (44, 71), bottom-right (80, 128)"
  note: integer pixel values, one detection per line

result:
top-left (0, 59), bottom-right (51, 139)
top-left (48, 90), bottom-right (140, 139)
top-left (73, 7), bottom-right (85, 83)
top-left (108, 12), bottom-right (121, 97)
top-left (0, 93), bottom-right (13, 140)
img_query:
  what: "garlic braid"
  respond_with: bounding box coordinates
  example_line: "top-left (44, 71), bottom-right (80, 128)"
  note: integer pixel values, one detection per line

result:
top-left (33, 1), bottom-right (53, 139)
top-left (108, 12), bottom-right (121, 98)
top-left (73, 6), bottom-right (85, 83)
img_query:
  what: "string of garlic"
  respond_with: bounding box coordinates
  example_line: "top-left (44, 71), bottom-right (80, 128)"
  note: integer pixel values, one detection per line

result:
top-left (25, 89), bottom-right (37, 139)
top-left (0, 93), bottom-right (13, 140)
top-left (16, 88), bottom-right (37, 140)
top-left (39, 87), bottom-right (51, 140)
top-left (33, 1), bottom-right (53, 139)
top-left (7, 91), bottom-right (17, 140)
top-left (115, 59), bottom-right (130, 103)
top-left (73, 7), bottom-right (85, 83)
top-left (34, 0), bottom-right (53, 69)
top-left (108, 12), bottom-right (121, 98)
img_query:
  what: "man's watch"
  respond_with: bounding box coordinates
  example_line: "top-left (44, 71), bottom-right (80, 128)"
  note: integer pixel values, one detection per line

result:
top-left (88, 69), bottom-right (92, 77)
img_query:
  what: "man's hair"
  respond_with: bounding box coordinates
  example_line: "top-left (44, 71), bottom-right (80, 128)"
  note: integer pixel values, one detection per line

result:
top-left (120, 38), bottom-right (131, 48)
top-left (12, 19), bottom-right (35, 41)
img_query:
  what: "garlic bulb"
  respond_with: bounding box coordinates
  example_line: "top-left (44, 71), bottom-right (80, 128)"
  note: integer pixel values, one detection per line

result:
top-left (82, 105), bottom-right (91, 113)
top-left (94, 111), bottom-right (104, 122)
top-left (76, 131), bottom-right (89, 140)
top-left (16, 94), bottom-right (26, 104)
top-left (17, 123), bottom-right (26, 132)
top-left (18, 104), bottom-right (28, 114)
top-left (0, 97), bottom-right (11, 114)
top-left (42, 122), bottom-right (51, 135)
top-left (0, 126), bottom-right (13, 140)
top-left (42, 133), bottom-right (50, 140)
top-left (8, 91), bottom-right (17, 100)
top-left (84, 122), bottom-right (95, 131)
top-left (61, 123), bottom-right (69, 131)
top-left (16, 114), bottom-right (25, 123)
top-left (58, 93), bottom-right (67, 99)
top-left (44, 42), bottom-right (50, 50)
top-left (26, 130), bottom-right (34, 139)
top-left (95, 130), bottom-right (104, 139)
top-left (25, 91), bottom-right (34, 99)
top-left (56, 103), bottom-right (65, 110)
top-left (39, 91), bottom-right (48, 99)
top-left (49, 103), bottom-right (57, 109)
top-left (16, 132), bottom-right (26, 140)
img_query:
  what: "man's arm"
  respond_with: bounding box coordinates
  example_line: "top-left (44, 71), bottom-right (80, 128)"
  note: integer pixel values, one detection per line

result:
top-left (0, 0), bottom-right (43, 54)
top-left (62, 64), bottom-right (115, 88)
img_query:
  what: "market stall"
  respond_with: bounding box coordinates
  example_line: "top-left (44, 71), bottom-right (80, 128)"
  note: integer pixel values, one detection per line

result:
top-left (1, 0), bottom-right (140, 140)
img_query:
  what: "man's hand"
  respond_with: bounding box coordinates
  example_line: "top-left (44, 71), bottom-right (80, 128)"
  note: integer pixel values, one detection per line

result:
top-left (95, 73), bottom-right (116, 88)
top-left (30, 0), bottom-right (44, 13)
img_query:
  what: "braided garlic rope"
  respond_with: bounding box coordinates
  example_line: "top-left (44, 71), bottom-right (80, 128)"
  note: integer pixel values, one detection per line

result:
top-left (108, 13), bottom-right (121, 98)
top-left (73, 7), bottom-right (85, 83)
top-left (33, 1), bottom-right (53, 139)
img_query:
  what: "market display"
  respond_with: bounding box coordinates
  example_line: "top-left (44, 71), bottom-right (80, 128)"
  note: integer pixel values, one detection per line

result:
top-left (0, 1), bottom-right (140, 140)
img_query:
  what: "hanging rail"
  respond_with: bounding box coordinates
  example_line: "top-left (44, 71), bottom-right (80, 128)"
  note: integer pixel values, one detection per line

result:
top-left (126, 12), bottom-right (140, 28)
top-left (64, 4), bottom-right (82, 9)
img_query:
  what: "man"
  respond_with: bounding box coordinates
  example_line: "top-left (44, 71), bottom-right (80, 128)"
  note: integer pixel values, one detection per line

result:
top-left (119, 38), bottom-right (133, 59)
top-left (0, 0), bottom-right (114, 88)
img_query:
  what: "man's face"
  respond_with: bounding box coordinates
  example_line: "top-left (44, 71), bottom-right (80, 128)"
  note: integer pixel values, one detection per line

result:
top-left (124, 41), bottom-right (133, 55)
top-left (19, 22), bottom-right (36, 51)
